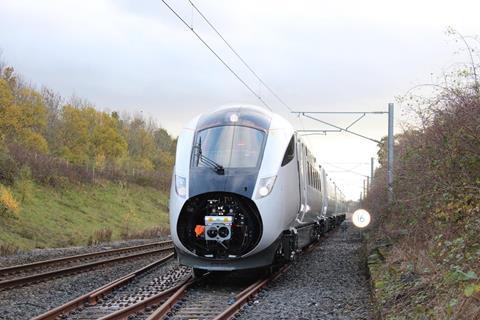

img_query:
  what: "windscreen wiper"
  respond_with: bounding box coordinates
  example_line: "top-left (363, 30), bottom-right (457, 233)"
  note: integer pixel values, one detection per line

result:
top-left (194, 139), bottom-right (225, 175)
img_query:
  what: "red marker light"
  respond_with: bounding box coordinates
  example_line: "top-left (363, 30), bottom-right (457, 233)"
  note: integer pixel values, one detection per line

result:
top-left (194, 225), bottom-right (205, 237)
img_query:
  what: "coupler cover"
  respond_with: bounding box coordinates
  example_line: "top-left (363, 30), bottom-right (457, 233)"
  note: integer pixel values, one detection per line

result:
top-left (204, 216), bottom-right (233, 241)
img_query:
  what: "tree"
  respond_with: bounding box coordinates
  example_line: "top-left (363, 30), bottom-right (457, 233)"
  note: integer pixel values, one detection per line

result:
top-left (0, 76), bottom-right (48, 153)
top-left (91, 111), bottom-right (127, 166)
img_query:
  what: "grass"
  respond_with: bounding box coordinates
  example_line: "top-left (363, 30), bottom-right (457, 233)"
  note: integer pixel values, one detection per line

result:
top-left (0, 180), bottom-right (170, 251)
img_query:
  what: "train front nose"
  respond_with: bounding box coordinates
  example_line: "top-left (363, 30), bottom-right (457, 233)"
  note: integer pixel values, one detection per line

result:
top-left (174, 109), bottom-right (271, 261)
top-left (176, 192), bottom-right (262, 259)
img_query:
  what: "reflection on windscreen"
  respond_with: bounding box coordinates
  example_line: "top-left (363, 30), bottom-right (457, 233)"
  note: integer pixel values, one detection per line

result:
top-left (194, 126), bottom-right (265, 168)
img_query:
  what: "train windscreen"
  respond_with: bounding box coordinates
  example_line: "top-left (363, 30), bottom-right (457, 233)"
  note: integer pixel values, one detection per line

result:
top-left (193, 126), bottom-right (265, 169)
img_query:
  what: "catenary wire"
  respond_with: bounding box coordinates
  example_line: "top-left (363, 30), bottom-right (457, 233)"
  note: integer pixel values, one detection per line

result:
top-left (188, 0), bottom-right (293, 112)
top-left (161, 0), bottom-right (272, 111)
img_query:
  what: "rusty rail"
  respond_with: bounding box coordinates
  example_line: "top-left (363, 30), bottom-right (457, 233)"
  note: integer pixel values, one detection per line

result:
top-left (0, 241), bottom-right (173, 290)
top-left (98, 276), bottom-right (193, 320)
top-left (32, 252), bottom-right (175, 320)
top-left (0, 241), bottom-right (171, 275)
top-left (214, 265), bottom-right (290, 320)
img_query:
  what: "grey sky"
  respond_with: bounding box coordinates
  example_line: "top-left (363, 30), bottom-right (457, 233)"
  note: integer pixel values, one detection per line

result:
top-left (1, 0), bottom-right (479, 199)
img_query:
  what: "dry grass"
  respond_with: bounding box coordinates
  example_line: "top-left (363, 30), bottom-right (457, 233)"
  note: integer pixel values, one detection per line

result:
top-left (120, 226), bottom-right (170, 240)
top-left (87, 227), bottom-right (113, 245)
top-left (364, 56), bottom-right (480, 318)
top-left (0, 243), bottom-right (19, 256)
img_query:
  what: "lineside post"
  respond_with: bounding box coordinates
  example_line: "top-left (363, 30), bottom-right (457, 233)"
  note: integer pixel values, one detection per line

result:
top-left (363, 179), bottom-right (366, 198)
top-left (370, 157), bottom-right (374, 185)
top-left (387, 103), bottom-right (394, 203)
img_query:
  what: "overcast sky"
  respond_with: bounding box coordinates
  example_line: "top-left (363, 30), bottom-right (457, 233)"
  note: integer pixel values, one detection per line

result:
top-left (1, 0), bottom-right (479, 200)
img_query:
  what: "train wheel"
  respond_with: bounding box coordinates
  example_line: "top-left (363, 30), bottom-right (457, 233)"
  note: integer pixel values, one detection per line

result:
top-left (267, 263), bottom-right (281, 276)
top-left (193, 268), bottom-right (207, 278)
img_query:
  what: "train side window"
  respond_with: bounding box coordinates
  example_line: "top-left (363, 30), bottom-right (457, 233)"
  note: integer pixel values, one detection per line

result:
top-left (312, 168), bottom-right (314, 187)
top-left (281, 136), bottom-right (295, 166)
top-left (309, 164), bottom-right (312, 185)
top-left (307, 162), bottom-right (311, 185)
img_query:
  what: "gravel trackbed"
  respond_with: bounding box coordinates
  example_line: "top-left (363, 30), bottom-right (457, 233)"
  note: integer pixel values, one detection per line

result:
top-left (237, 221), bottom-right (374, 320)
top-left (0, 224), bottom-right (374, 319)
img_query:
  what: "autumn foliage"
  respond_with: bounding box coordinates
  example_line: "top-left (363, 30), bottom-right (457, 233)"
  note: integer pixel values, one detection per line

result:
top-left (364, 34), bottom-right (480, 319)
top-left (0, 63), bottom-right (176, 191)
top-left (0, 184), bottom-right (20, 217)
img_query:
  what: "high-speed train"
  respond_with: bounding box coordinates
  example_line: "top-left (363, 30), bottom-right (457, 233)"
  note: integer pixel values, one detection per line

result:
top-left (169, 105), bottom-right (346, 274)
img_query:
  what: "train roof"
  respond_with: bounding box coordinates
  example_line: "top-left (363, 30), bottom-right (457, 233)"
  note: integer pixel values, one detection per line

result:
top-left (184, 104), bottom-right (293, 132)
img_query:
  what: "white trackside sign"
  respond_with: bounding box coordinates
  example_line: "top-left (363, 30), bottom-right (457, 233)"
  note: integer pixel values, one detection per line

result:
top-left (352, 209), bottom-right (371, 228)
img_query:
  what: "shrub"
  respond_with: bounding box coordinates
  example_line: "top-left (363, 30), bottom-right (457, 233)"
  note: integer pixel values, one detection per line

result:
top-left (0, 184), bottom-right (20, 217)
top-left (14, 165), bottom-right (33, 201)
top-left (0, 147), bottom-right (18, 185)
top-left (363, 33), bottom-right (480, 318)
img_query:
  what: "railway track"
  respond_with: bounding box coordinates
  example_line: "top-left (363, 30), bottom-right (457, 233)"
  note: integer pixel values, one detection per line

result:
top-left (145, 265), bottom-right (289, 320)
top-left (143, 235), bottom-right (329, 320)
top-left (35, 236), bottom-right (326, 320)
top-left (0, 240), bottom-right (174, 290)
top-left (33, 254), bottom-right (190, 320)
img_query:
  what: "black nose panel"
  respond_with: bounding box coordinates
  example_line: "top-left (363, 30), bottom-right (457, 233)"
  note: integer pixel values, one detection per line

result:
top-left (189, 168), bottom-right (258, 199)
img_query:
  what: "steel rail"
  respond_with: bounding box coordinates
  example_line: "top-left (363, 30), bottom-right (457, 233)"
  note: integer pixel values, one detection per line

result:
top-left (31, 252), bottom-right (175, 320)
top-left (146, 280), bottom-right (193, 320)
top-left (98, 276), bottom-right (194, 320)
top-left (214, 265), bottom-right (290, 320)
top-left (0, 240), bottom-right (172, 276)
top-left (143, 232), bottom-right (332, 320)
top-left (215, 233), bottom-right (334, 320)
top-left (0, 245), bottom-right (174, 290)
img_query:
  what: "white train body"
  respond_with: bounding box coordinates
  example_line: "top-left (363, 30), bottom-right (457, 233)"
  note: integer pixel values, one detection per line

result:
top-left (169, 105), bottom-right (346, 271)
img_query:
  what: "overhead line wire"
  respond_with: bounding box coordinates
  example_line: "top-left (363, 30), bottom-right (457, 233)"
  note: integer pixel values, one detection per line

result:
top-left (188, 0), bottom-right (293, 113)
top-left (188, 0), bottom-right (349, 191)
top-left (161, 0), bottom-right (272, 111)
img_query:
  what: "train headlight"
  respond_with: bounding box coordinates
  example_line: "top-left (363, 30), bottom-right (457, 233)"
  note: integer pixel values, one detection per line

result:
top-left (257, 176), bottom-right (277, 198)
top-left (175, 175), bottom-right (187, 198)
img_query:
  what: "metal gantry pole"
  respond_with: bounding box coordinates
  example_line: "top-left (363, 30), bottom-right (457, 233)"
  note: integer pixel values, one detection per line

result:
top-left (363, 179), bottom-right (366, 198)
top-left (387, 103), bottom-right (394, 203)
top-left (370, 157), bottom-right (374, 185)
top-left (292, 108), bottom-right (392, 204)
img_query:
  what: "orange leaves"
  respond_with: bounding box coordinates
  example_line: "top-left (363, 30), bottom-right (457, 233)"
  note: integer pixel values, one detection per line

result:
top-left (0, 184), bottom-right (20, 217)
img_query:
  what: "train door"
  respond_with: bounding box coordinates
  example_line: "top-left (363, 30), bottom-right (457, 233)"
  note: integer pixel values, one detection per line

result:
top-left (320, 168), bottom-right (328, 217)
top-left (296, 139), bottom-right (308, 222)
top-left (334, 185), bottom-right (338, 214)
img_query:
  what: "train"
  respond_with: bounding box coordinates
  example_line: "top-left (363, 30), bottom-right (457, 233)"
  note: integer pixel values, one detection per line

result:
top-left (169, 105), bottom-right (347, 274)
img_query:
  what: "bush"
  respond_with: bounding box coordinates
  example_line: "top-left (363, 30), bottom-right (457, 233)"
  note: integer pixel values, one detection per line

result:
top-left (5, 143), bottom-right (172, 191)
top-left (0, 184), bottom-right (20, 217)
top-left (364, 37), bottom-right (480, 317)
top-left (14, 165), bottom-right (33, 201)
top-left (0, 147), bottom-right (18, 185)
